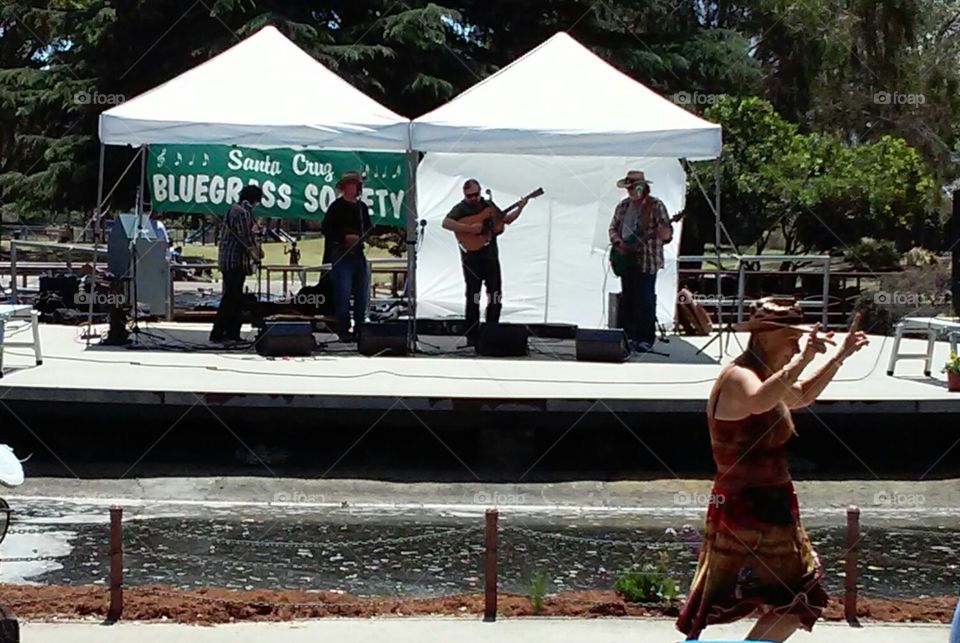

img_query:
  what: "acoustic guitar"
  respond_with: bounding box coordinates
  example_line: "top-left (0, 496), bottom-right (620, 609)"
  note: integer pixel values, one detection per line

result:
top-left (609, 211), bottom-right (685, 277)
top-left (454, 187), bottom-right (545, 253)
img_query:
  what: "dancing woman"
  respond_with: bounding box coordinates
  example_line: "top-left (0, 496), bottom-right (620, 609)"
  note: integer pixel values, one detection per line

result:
top-left (677, 298), bottom-right (868, 641)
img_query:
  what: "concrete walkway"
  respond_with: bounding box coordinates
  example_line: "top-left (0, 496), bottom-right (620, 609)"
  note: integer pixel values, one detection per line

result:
top-left (20, 618), bottom-right (951, 642)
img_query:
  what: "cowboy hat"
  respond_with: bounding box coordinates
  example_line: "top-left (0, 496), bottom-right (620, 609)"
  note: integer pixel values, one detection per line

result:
top-left (732, 296), bottom-right (814, 333)
top-left (336, 170), bottom-right (364, 188)
top-left (616, 170), bottom-right (653, 189)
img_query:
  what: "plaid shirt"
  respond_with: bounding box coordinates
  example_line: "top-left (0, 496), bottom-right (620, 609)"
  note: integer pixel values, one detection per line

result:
top-left (218, 201), bottom-right (257, 274)
top-left (608, 196), bottom-right (671, 274)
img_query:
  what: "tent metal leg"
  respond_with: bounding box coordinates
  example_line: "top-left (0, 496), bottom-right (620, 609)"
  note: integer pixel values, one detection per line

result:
top-left (87, 143), bottom-right (106, 346)
top-left (404, 150), bottom-right (419, 351)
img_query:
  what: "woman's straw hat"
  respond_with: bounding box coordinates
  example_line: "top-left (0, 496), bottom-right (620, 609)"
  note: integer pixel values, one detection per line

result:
top-left (732, 296), bottom-right (812, 333)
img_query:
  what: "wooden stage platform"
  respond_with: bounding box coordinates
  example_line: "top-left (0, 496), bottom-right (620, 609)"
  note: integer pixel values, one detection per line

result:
top-left (2, 322), bottom-right (959, 478)
top-left (0, 322), bottom-right (957, 416)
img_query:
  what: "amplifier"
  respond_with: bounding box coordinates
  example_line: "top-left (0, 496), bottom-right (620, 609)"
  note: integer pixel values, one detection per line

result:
top-left (477, 323), bottom-right (529, 357)
top-left (358, 322), bottom-right (409, 356)
top-left (255, 321), bottom-right (315, 357)
top-left (575, 328), bottom-right (629, 362)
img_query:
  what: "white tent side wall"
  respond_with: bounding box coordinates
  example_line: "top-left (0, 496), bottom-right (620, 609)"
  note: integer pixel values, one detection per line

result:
top-left (415, 153), bottom-right (685, 328)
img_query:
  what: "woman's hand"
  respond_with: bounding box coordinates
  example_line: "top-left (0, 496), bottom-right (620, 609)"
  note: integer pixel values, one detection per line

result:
top-left (801, 323), bottom-right (835, 361)
top-left (837, 313), bottom-right (869, 363)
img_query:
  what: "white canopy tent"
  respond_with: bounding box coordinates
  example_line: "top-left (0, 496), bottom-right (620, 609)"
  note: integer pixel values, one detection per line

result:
top-left (99, 25), bottom-right (410, 149)
top-left (92, 25), bottom-right (415, 337)
top-left (410, 32), bottom-right (722, 330)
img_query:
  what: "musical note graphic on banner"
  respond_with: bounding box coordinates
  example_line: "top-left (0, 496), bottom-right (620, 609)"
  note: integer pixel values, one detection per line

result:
top-left (155, 148), bottom-right (167, 168)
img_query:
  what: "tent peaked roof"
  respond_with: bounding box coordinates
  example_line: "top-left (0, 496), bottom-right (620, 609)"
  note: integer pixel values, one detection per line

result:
top-left (99, 25), bottom-right (410, 150)
top-left (411, 32), bottom-right (721, 159)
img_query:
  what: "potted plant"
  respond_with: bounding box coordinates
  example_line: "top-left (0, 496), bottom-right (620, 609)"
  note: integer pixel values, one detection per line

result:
top-left (944, 352), bottom-right (960, 392)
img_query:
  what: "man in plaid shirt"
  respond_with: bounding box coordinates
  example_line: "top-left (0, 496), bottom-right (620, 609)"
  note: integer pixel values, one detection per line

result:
top-left (609, 170), bottom-right (673, 353)
top-left (210, 184), bottom-right (262, 343)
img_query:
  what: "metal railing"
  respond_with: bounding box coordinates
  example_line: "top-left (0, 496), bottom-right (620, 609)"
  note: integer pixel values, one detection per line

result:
top-left (677, 253), bottom-right (834, 327)
top-left (7, 239), bottom-right (106, 304)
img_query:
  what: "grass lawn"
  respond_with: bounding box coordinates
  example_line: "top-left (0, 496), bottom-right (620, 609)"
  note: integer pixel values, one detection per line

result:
top-left (181, 237), bottom-right (404, 287)
top-left (180, 237), bottom-right (401, 266)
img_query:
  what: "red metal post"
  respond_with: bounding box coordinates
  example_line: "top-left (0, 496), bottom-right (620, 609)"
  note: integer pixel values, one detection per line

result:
top-left (108, 506), bottom-right (123, 622)
top-left (844, 505), bottom-right (860, 625)
top-left (484, 508), bottom-right (498, 622)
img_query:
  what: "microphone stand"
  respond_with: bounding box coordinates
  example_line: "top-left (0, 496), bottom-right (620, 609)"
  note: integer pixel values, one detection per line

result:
top-left (411, 219), bottom-right (442, 352)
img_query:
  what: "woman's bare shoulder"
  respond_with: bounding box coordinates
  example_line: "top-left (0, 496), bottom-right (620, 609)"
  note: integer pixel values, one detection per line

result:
top-left (716, 362), bottom-right (761, 388)
top-left (710, 363), bottom-right (763, 420)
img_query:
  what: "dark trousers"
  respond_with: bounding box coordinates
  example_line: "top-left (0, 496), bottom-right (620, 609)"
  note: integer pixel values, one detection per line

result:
top-left (210, 268), bottom-right (247, 341)
top-left (330, 248), bottom-right (369, 335)
top-left (461, 245), bottom-right (502, 339)
top-left (620, 265), bottom-right (657, 344)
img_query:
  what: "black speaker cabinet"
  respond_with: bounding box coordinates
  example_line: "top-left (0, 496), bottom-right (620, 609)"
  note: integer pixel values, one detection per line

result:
top-left (529, 322), bottom-right (579, 339)
top-left (255, 321), bottom-right (315, 357)
top-left (575, 328), bottom-right (629, 362)
top-left (358, 322), bottom-right (410, 356)
top-left (477, 323), bottom-right (529, 357)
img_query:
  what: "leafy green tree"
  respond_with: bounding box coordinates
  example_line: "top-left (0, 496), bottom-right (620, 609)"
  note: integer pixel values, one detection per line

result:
top-left (687, 96), bottom-right (939, 258)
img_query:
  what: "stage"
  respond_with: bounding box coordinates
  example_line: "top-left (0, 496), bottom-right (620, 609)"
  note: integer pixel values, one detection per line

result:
top-left (0, 322), bottom-right (957, 415)
top-left (1, 321), bottom-right (959, 478)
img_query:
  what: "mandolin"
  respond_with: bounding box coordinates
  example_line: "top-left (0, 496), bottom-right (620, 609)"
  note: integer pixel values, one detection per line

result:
top-left (454, 187), bottom-right (544, 253)
top-left (609, 210), bottom-right (685, 277)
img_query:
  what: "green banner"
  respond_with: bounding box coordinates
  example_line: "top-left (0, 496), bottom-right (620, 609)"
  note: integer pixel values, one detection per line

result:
top-left (147, 144), bottom-right (407, 226)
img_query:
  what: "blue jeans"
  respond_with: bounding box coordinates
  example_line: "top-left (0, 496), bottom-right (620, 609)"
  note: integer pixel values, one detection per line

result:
top-left (330, 247), bottom-right (368, 335)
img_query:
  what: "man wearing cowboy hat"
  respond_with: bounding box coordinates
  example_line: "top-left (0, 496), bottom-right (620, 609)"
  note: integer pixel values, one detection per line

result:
top-left (609, 170), bottom-right (673, 353)
top-left (321, 170), bottom-right (373, 342)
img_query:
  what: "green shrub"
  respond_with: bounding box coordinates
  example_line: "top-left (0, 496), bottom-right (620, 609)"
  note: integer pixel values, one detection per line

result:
top-left (845, 237), bottom-right (900, 271)
top-left (528, 571), bottom-right (547, 612)
top-left (614, 551), bottom-right (680, 603)
top-left (901, 246), bottom-right (940, 268)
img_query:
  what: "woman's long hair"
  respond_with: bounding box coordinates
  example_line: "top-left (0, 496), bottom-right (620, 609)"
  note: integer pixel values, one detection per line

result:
top-left (735, 333), bottom-right (771, 378)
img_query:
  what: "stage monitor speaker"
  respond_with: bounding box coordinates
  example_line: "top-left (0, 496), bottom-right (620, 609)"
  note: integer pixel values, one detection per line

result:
top-left (477, 323), bottom-right (529, 357)
top-left (529, 322), bottom-right (579, 340)
top-left (358, 322), bottom-right (409, 356)
top-left (255, 321), bottom-right (315, 357)
top-left (575, 328), bottom-right (629, 363)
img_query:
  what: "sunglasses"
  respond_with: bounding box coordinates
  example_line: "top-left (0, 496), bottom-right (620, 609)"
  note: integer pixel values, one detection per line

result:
top-left (465, 191), bottom-right (481, 198)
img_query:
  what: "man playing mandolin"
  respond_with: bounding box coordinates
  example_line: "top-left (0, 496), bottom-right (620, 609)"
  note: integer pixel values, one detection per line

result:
top-left (609, 170), bottom-right (674, 353)
top-left (442, 179), bottom-right (528, 346)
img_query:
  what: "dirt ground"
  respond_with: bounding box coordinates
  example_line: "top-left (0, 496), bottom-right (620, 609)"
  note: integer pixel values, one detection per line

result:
top-left (0, 585), bottom-right (955, 625)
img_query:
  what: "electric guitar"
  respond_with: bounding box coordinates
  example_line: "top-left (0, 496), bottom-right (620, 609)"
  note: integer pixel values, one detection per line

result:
top-left (455, 188), bottom-right (545, 253)
top-left (609, 211), bottom-right (684, 277)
